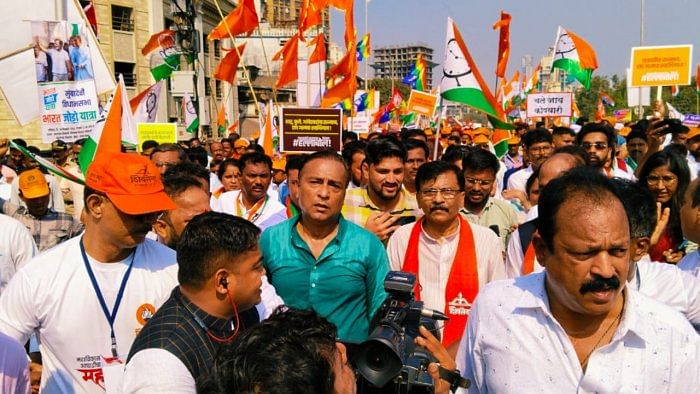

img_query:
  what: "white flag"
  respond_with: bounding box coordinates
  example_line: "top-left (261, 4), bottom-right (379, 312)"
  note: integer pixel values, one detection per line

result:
top-left (131, 80), bottom-right (164, 123)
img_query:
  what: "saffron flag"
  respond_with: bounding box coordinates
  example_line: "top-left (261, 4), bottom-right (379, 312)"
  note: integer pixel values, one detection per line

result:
top-left (299, 0), bottom-right (327, 39)
top-left (492, 11), bottom-right (511, 78)
top-left (130, 80), bottom-right (164, 123)
top-left (83, 1), bottom-right (98, 37)
top-left (440, 18), bottom-right (512, 130)
top-left (273, 34), bottom-right (300, 89)
top-left (594, 99), bottom-right (605, 121)
top-left (321, 73), bottom-right (357, 107)
top-left (308, 33), bottom-right (327, 64)
top-left (357, 33), bottom-right (370, 61)
top-left (214, 43), bottom-right (246, 84)
top-left (328, 45), bottom-right (356, 78)
top-left (600, 92), bottom-right (615, 107)
top-left (402, 54), bottom-right (428, 91)
top-left (209, 0), bottom-right (259, 40)
top-left (551, 26), bottom-right (598, 90)
top-left (671, 85), bottom-right (679, 97)
top-left (183, 93), bottom-right (199, 133)
top-left (79, 75), bottom-right (138, 175)
top-left (142, 30), bottom-right (180, 81)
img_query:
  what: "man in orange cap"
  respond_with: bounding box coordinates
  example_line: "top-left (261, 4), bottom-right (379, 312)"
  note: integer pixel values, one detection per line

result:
top-left (0, 168), bottom-right (81, 252)
top-left (503, 135), bottom-right (523, 170)
top-left (0, 152), bottom-right (180, 392)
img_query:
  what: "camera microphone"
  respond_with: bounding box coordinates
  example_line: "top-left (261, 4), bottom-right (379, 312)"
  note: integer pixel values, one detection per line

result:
top-left (420, 308), bottom-right (448, 321)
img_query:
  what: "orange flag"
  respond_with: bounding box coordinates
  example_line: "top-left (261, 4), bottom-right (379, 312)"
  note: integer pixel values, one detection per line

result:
top-left (273, 34), bottom-right (300, 89)
top-left (308, 33), bottom-right (327, 64)
top-left (343, 2), bottom-right (356, 49)
top-left (567, 29), bottom-right (598, 70)
top-left (327, 47), bottom-right (355, 78)
top-left (322, 43), bottom-right (358, 107)
top-left (328, 0), bottom-right (352, 9)
top-left (299, 0), bottom-right (327, 39)
top-left (492, 11), bottom-right (511, 78)
top-left (209, 0), bottom-right (259, 40)
top-left (595, 99), bottom-right (605, 121)
top-left (213, 43), bottom-right (246, 84)
top-left (96, 80), bottom-right (124, 158)
top-left (228, 119), bottom-right (239, 133)
top-left (141, 29), bottom-right (175, 56)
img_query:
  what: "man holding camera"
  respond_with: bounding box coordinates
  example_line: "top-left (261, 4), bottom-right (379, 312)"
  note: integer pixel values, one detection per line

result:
top-left (387, 161), bottom-right (505, 354)
top-left (260, 151), bottom-right (389, 343)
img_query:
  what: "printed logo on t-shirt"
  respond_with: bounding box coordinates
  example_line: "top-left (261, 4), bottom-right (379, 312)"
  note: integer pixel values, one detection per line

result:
top-left (448, 292), bottom-right (472, 316)
top-left (75, 354), bottom-right (104, 389)
top-left (136, 303), bottom-right (155, 325)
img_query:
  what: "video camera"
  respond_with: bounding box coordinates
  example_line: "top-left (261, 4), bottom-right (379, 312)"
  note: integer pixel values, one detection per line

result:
top-left (354, 271), bottom-right (467, 393)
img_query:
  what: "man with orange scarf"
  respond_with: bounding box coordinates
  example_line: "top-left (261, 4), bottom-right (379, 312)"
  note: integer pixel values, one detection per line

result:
top-left (387, 161), bottom-right (505, 356)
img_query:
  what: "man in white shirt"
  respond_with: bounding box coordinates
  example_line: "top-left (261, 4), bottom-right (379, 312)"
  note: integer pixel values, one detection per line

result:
top-left (124, 212), bottom-right (266, 393)
top-left (505, 151), bottom-right (585, 278)
top-left (679, 178), bottom-right (700, 276)
top-left (458, 168), bottom-right (700, 393)
top-left (506, 128), bottom-right (553, 193)
top-left (387, 161), bottom-right (504, 355)
top-left (0, 214), bottom-right (36, 295)
top-left (0, 152), bottom-right (179, 393)
top-left (212, 152), bottom-right (286, 230)
top-left (46, 40), bottom-right (71, 81)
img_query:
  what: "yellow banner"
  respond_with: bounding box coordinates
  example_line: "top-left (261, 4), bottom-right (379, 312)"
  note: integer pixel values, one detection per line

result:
top-left (137, 123), bottom-right (177, 151)
top-left (629, 45), bottom-right (693, 87)
top-left (407, 90), bottom-right (438, 118)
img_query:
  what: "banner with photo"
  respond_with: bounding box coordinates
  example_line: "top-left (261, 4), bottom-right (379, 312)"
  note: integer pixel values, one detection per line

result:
top-left (31, 20), bottom-right (100, 142)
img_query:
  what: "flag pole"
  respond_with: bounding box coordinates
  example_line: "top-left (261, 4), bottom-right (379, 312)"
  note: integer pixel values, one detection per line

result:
top-left (213, 0), bottom-right (263, 126)
top-left (433, 97), bottom-right (444, 160)
top-left (364, 0), bottom-right (369, 91)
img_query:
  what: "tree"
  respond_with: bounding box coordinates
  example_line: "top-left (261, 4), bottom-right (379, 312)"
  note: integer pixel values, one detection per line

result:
top-left (367, 78), bottom-right (410, 105)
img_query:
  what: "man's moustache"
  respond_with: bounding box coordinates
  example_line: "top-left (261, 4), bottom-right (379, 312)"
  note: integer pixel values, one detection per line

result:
top-left (579, 275), bottom-right (621, 294)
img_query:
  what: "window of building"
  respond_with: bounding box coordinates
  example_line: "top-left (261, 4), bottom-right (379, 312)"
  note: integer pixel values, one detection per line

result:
top-left (216, 80), bottom-right (222, 99)
top-left (111, 5), bottom-right (134, 32)
top-left (114, 62), bottom-right (136, 87)
top-left (203, 34), bottom-right (209, 54)
top-left (205, 77), bottom-right (212, 96)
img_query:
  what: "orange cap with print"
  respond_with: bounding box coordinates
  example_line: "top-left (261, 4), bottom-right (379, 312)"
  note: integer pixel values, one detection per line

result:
top-left (85, 152), bottom-right (176, 215)
top-left (19, 168), bottom-right (49, 198)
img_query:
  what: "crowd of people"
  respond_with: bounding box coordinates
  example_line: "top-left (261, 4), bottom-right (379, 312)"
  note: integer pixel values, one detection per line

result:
top-left (1, 114), bottom-right (700, 393)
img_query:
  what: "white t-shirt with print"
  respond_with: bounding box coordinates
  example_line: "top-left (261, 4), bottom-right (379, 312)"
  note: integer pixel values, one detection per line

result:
top-left (0, 214), bottom-right (36, 295)
top-left (0, 237), bottom-right (178, 393)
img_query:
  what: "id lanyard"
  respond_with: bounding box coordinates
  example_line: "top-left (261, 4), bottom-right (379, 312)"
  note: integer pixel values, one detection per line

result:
top-left (80, 238), bottom-right (136, 357)
top-left (236, 194), bottom-right (268, 223)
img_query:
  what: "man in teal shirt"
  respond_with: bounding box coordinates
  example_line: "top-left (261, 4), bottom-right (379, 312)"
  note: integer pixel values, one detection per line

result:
top-left (260, 150), bottom-right (388, 343)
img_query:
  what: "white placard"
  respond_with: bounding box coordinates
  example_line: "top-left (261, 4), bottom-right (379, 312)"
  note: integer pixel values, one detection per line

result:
top-left (526, 92), bottom-right (572, 118)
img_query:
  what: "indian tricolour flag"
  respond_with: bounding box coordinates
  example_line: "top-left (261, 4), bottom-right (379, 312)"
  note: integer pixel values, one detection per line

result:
top-left (183, 93), bottom-right (199, 133)
top-left (440, 18), bottom-right (512, 130)
top-left (78, 75), bottom-right (138, 174)
top-left (491, 129), bottom-right (511, 159)
top-left (10, 141), bottom-right (83, 185)
top-left (142, 29), bottom-right (181, 81)
top-left (551, 26), bottom-right (598, 90)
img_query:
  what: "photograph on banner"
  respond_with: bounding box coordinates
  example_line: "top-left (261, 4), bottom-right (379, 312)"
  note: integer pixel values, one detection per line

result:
top-left (280, 108), bottom-right (342, 153)
top-left (629, 45), bottom-right (693, 87)
top-left (407, 90), bottom-right (438, 118)
top-left (526, 92), bottom-right (572, 118)
top-left (31, 20), bottom-right (94, 83)
top-left (137, 123), bottom-right (177, 151)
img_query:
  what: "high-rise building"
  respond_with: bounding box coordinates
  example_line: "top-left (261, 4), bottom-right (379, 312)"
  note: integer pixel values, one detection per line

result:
top-left (371, 44), bottom-right (436, 88)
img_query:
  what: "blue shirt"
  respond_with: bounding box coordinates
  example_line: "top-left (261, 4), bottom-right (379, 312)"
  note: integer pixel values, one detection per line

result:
top-left (260, 216), bottom-right (389, 343)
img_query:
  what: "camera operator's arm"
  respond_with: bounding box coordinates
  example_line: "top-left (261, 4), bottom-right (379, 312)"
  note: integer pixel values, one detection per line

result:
top-left (415, 326), bottom-right (458, 394)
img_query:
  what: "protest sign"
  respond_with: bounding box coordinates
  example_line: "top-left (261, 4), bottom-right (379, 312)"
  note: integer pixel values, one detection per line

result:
top-left (683, 114), bottom-right (700, 128)
top-left (630, 45), bottom-right (693, 87)
top-left (407, 90), bottom-right (438, 118)
top-left (137, 123), bottom-right (177, 150)
top-left (349, 116), bottom-right (371, 134)
top-left (526, 92), bottom-right (572, 118)
top-left (280, 108), bottom-right (342, 153)
top-left (39, 80), bottom-right (99, 143)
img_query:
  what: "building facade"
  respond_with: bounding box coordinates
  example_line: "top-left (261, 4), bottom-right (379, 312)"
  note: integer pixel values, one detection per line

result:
top-left (371, 43), bottom-right (436, 89)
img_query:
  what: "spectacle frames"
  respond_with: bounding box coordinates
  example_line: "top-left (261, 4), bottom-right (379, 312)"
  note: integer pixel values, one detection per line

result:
top-left (528, 146), bottom-right (553, 154)
top-left (464, 177), bottom-right (494, 187)
top-left (581, 142), bottom-right (608, 150)
top-left (646, 175), bottom-right (677, 186)
top-left (419, 188), bottom-right (462, 199)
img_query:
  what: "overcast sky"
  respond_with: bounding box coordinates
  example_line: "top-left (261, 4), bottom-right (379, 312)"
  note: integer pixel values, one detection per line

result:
top-left (331, 0), bottom-right (700, 81)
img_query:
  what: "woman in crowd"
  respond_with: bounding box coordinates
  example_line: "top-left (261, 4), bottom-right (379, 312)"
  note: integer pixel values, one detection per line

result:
top-left (638, 150), bottom-right (690, 263)
top-left (212, 158), bottom-right (241, 201)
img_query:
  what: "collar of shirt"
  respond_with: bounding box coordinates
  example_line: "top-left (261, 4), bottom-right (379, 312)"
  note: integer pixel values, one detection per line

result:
top-left (358, 186), bottom-right (415, 215)
top-left (420, 219), bottom-right (461, 245)
top-left (22, 208), bottom-right (57, 221)
top-left (290, 215), bottom-right (346, 262)
top-left (460, 198), bottom-right (494, 217)
top-left (514, 273), bottom-right (652, 345)
top-left (174, 286), bottom-right (233, 334)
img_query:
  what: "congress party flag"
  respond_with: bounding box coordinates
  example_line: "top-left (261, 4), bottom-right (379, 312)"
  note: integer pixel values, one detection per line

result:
top-left (183, 93), bottom-right (199, 133)
top-left (79, 75), bottom-right (138, 175)
top-left (492, 129), bottom-right (511, 159)
top-left (439, 18), bottom-right (512, 130)
top-left (551, 26), bottom-right (598, 90)
top-left (356, 33), bottom-right (370, 61)
top-left (10, 140), bottom-right (83, 184)
top-left (142, 29), bottom-right (181, 81)
top-left (130, 80), bottom-right (164, 123)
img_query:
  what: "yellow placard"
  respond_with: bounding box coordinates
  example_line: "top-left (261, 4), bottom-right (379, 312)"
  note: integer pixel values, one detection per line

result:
top-left (407, 90), bottom-right (438, 118)
top-left (629, 45), bottom-right (693, 87)
top-left (137, 123), bottom-right (177, 151)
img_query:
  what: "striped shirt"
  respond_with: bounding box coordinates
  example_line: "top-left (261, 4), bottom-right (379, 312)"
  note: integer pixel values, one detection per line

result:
top-left (342, 186), bottom-right (422, 229)
top-left (0, 198), bottom-right (82, 252)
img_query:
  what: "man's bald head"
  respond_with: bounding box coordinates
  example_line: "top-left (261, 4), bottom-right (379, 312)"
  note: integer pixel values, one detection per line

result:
top-left (538, 152), bottom-right (585, 189)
